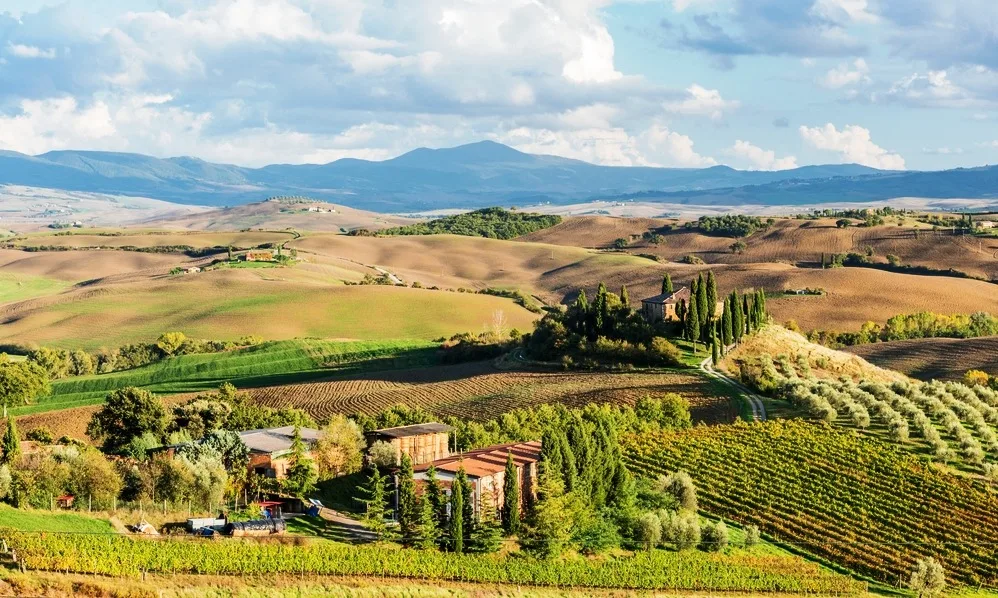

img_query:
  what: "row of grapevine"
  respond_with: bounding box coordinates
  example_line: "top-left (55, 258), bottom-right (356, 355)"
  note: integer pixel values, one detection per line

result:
top-left (0, 529), bottom-right (865, 594)
top-left (623, 420), bottom-right (998, 587)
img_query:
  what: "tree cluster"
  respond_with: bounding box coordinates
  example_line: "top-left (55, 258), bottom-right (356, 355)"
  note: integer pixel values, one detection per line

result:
top-left (807, 311), bottom-right (998, 348)
top-left (688, 215), bottom-right (772, 238)
top-left (380, 208), bottom-right (562, 240)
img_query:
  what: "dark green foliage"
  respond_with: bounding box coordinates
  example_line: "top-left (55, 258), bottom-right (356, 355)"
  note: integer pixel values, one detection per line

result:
top-left (86, 387), bottom-right (167, 454)
top-left (712, 326), bottom-right (720, 365)
top-left (415, 491), bottom-right (441, 550)
top-left (722, 300), bottom-right (733, 346)
top-left (0, 357), bottom-right (49, 416)
top-left (695, 273), bottom-right (708, 326)
top-left (397, 454), bottom-right (419, 546)
top-left (620, 285), bottom-right (630, 307)
top-left (450, 468), bottom-right (466, 553)
top-left (470, 497), bottom-right (503, 554)
top-left (2, 418), bottom-right (19, 465)
top-left (502, 452), bottom-right (521, 535)
top-left (284, 426), bottom-right (318, 498)
top-left (424, 465), bottom-right (448, 544)
top-left (731, 292), bottom-right (744, 343)
top-left (685, 297), bottom-right (700, 350)
top-left (358, 465), bottom-right (390, 540)
top-left (706, 271), bottom-right (718, 321)
top-left (809, 311), bottom-right (998, 348)
top-left (662, 274), bottom-right (673, 295)
top-left (743, 295), bottom-right (752, 333)
top-left (380, 208), bottom-right (561, 240)
top-left (690, 215), bottom-right (770, 237)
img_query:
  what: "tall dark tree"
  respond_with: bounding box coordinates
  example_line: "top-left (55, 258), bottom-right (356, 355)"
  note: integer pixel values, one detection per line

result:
top-left (415, 492), bottom-right (440, 549)
top-left (696, 273), bottom-right (708, 326)
top-left (686, 296), bottom-right (700, 352)
top-left (1, 418), bottom-right (19, 465)
top-left (731, 291), bottom-right (744, 343)
top-left (743, 294), bottom-right (752, 333)
top-left (592, 283), bottom-right (609, 337)
top-left (711, 322), bottom-right (720, 365)
top-left (502, 452), bottom-right (521, 535)
top-left (620, 285), bottom-right (629, 307)
top-left (571, 290), bottom-right (589, 335)
top-left (424, 465), bottom-right (448, 540)
top-left (676, 299), bottom-right (687, 331)
top-left (706, 271), bottom-right (718, 321)
top-left (358, 465), bottom-right (390, 540)
top-left (397, 454), bottom-right (419, 546)
top-left (662, 274), bottom-right (673, 295)
top-left (756, 289), bottom-right (767, 323)
top-left (450, 467), bottom-right (468, 553)
top-left (721, 297), bottom-right (733, 346)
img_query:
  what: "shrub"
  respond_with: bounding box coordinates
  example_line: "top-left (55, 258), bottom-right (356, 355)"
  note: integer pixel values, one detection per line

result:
top-left (25, 428), bottom-right (53, 444)
top-left (635, 512), bottom-right (662, 550)
top-left (744, 524), bottom-right (760, 547)
top-left (368, 441), bottom-right (397, 467)
top-left (700, 520), bottom-right (729, 552)
top-left (681, 255), bottom-right (705, 265)
top-left (909, 557), bottom-right (946, 598)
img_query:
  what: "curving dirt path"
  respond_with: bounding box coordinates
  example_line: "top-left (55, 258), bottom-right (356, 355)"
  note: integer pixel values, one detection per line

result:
top-left (700, 355), bottom-right (767, 421)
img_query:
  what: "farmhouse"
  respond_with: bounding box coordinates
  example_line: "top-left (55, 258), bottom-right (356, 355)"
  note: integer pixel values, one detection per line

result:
top-left (979, 221), bottom-right (996, 229)
top-left (413, 441), bottom-right (541, 518)
top-left (244, 249), bottom-right (275, 262)
top-left (640, 287), bottom-right (691, 322)
top-left (366, 422), bottom-right (452, 466)
top-left (238, 426), bottom-right (321, 479)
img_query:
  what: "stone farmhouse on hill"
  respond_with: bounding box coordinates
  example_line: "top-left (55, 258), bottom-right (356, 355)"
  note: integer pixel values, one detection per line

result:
top-left (244, 249), bottom-right (275, 262)
top-left (640, 286), bottom-right (691, 322)
top-left (365, 423), bottom-right (452, 466)
top-left (640, 286), bottom-right (724, 323)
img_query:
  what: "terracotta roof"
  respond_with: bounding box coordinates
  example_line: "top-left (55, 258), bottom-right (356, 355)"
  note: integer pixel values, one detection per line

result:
top-left (415, 441), bottom-right (541, 479)
top-left (367, 422), bottom-right (453, 439)
top-left (641, 286), bottom-right (690, 305)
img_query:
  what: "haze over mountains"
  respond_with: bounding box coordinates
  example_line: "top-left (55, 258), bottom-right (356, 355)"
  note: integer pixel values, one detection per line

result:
top-left (0, 141), bottom-right (995, 212)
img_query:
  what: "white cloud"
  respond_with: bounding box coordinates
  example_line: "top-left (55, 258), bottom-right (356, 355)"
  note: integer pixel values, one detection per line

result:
top-left (921, 147), bottom-right (964, 155)
top-left (671, 0), bottom-right (715, 12)
top-left (496, 122), bottom-right (716, 168)
top-left (727, 140), bottom-right (798, 170)
top-left (883, 71), bottom-right (982, 109)
top-left (664, 85), bottom-right (739, 121)
top-left (811, 0), bottom-right (879, 24)
top-left (7, 42), bottom-right (57, 59)
top-left (0, 97), bottom-right (115, 155)
top-left (799, 123), bottom-right (906, 169)
top-left (821, 58), bottom-right (870, 89)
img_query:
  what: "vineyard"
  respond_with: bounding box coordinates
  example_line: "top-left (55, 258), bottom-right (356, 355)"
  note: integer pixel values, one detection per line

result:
top-left (1, 530), bottom-right (866, 594)
top-left (740, 349), bottom-right (998, 472)
top-left (249, 363), bottom-right (735, 423)
top-left (623, 421), bottom-right (998, 587)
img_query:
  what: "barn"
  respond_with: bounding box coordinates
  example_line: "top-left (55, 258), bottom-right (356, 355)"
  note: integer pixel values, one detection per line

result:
top-left (366, 422), bottom-right (452, 466)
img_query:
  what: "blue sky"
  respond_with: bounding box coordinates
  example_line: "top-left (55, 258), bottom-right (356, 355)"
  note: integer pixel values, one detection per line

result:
top-left (0, 1), bottom-right (995, 170)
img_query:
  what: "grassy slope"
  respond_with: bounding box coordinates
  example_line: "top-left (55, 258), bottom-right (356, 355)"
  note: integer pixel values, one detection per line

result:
top-left (0, 505), bottom-right (113, 534)
top-left (0, 270), bottom-right (539, 351)
top-left (14, 339), bottom-right (439, 416)
top-left (0, 272), bottom-right (70, 304)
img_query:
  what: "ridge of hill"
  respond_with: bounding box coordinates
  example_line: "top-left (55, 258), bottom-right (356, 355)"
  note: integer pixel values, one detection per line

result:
top-left (9, 140), bottom-right (992, 212)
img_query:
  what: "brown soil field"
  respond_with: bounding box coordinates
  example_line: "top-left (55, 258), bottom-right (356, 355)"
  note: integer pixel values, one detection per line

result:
top-left (249, 362), bottom-right (734, 424)
top-left (146, 199), bottom-right (415, 232)
top-left (0, 248), bottom-right (183, 282)
top-left (14, 230), bottom-right (293, 250)
top-left (845, 336), bottom-right (998, 381)
top-left (525, 216), bottom-right (998, 281)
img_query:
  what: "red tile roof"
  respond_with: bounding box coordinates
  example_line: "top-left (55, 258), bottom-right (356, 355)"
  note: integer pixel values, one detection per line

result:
top-left (415, 441), bottom-right (541, 479)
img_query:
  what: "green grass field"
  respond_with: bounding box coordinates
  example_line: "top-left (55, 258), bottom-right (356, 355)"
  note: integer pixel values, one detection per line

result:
top-left (0, 505), bottom-right (113, 534)
top-left (13, 339), bottom-right (440, 416)
top-left (0, 272), bottom-right (70, 305)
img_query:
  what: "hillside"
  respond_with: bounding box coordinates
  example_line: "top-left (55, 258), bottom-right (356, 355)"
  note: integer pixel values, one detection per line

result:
top-left (146, 198), bottom-right (415, 232)
top-left (845, 336), bottom-right (998, 381)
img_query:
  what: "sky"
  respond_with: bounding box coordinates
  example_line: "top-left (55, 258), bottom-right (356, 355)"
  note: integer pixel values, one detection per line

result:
top-left (0, 0), bottom-right (996, 171)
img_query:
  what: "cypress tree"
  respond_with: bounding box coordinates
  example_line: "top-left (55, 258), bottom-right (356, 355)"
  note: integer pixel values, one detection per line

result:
top-left (593, 283), bottom-right (608, 337)
top-left (1, 418), bottom-right (18, 465)
top-left (686, 296), bottom-right (700, 352)
top-left (731, 291), bottom-right (743, 343)
top-left (450, 470), bottom-right (464, 553)
top-left (711, 323), bottom-right (720, 365)
top-left (559, 429), bottom-right (578, 493)
top-left (676, 299), bottom-right (687, 329)
top-left (696, 273), bottom-right (708, 326)
top-left (415, 492), bottom-right (441, 549)
top-left (706, 271), bottom-right (718, 321)
top-left (743, 294), bottom-right (752, 333)
top-left (662, 274), bottom-right (673, 295)
top-left (397, 454), bottom-right (419, 546)
top-left (620, 285), bottom-right (629, 307)
top-left (756, 289), bottom-right (767, 322)
top-left (540, 428), bottom-right (564, 480)
top-left (502, 452), bottom-right (520, 535)
top-left (821, 252), bottom-right (827, 269)
top-left (572, 290), bottom-right (589, 335)
top-left (721, 297), bottom-right (734, 347)
top-left (424, 465), bottom-right (448, 538)
top-left (460, 469), bottom-right (475, 547)
top-left (359, 465), bottom-right (390, 540)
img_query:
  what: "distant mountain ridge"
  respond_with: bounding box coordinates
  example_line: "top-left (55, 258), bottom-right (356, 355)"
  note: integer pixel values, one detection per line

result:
top-left (0, 140), bottom-right (993, 211)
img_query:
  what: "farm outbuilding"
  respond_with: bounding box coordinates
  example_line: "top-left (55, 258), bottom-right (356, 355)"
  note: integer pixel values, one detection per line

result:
top-left (244, 250), bottom-right (275, 262)
top-left (366, 422), bottom-right (452, 466)
top-left (239, 426), bottom-right (322, 479)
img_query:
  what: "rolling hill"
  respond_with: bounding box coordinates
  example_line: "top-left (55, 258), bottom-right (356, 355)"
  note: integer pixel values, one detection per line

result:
top-left (8, 140), bottom-right (996, 212)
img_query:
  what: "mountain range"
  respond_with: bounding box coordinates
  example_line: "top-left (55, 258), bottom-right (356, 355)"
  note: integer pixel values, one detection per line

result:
top-left (0, 141), bottom-right (995, 212)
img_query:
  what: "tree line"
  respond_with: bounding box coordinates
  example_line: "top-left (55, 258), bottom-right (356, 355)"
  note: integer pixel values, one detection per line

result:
top-left (378, 208), bottom-right (562, 240)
